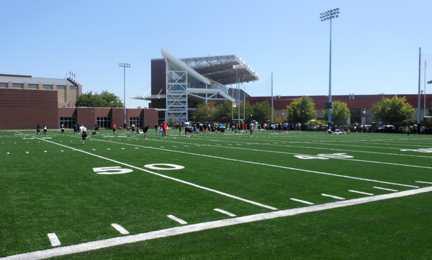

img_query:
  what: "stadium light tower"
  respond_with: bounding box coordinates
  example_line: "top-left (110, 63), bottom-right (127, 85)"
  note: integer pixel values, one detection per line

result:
top-left (320, 8), bottom-right (339, 124)
top-left (119, 63), bottom-right (131, 128)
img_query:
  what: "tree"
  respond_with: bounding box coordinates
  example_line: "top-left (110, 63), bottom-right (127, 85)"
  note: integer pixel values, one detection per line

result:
top-left (371, 95), bottom-right (415, 125)
top-left (273, 116), bottom-right (284, 124)
top-left (252, 101), bottom-right (274, 125)
top-left (239, 100), bottom-right (254, 123)
top-left (168, 115), bottom-right (175, 126)
top-left (322, 100), bottom-right (351, 124)
top-left (286, 96), bottom-right (317, 124)
top-left (191, 101), bottom-right (216, 122)
top-left (214, 101), bottom-right (233, 124)
top-left (75, 91), bottom-right (123, 107)
top-left (424, 101), bottom-right (432, 125)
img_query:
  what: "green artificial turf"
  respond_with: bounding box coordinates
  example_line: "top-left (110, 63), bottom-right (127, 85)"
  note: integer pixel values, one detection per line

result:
top-left (1, 129), bottom-right (431, 259)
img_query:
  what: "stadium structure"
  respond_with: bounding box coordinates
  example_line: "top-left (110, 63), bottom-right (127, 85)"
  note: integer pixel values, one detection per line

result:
top-left (134, 49), bottom-right (259, 124)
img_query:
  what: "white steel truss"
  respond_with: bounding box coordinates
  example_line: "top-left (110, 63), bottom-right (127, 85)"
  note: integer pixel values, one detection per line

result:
top-left (161, 49), bottom-right (248, 124)
top-left (166, 70), bottom-right (188, 124)
top-left (187, 88), bottom-right (235, 102)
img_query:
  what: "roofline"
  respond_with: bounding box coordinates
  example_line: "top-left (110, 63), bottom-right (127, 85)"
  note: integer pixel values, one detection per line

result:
top-left (0, 73), bottom-right (32, 78)
top-left (161, 48), bottom-right (211, 85)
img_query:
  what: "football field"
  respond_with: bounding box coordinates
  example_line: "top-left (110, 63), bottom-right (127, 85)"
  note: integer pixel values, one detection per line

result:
top-left (1, 129), bottom-right (432, 259)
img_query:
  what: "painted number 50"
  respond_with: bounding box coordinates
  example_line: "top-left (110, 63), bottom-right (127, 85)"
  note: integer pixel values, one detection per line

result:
top-left (93, 166), bottom-right (133, 175)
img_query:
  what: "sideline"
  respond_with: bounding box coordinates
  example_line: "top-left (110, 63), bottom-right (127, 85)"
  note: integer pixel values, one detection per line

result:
top-left (3, 186), bottom-right (432, 260)
top-left (95, 139), bottom-right (419, 188)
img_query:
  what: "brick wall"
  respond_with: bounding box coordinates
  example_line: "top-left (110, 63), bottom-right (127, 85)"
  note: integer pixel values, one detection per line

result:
top-left (111, 108), bottom-right (125, 129)
top-left (76, 108), bottom-right (96, 128)
top-left (0, 89), bottom-right (58, 130)
top-left (151, 59), bottom-right (166, 96)
top-left (143, 109), bottom-right (158, 128)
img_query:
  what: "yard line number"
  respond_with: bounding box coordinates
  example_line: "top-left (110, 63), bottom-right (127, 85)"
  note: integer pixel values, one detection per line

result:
top-left (93, 164), bottom-right (184, 175)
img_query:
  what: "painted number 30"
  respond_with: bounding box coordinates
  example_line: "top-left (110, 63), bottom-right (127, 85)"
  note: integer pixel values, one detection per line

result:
top-left (93, 164), bottom-right (185, 175)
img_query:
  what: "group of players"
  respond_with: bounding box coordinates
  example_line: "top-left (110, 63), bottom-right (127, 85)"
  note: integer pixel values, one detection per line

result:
top-left (179, 121), bottom-right (256, 138)
top-left (35, 120), bottom-right (257, 144)
top-left (36, 123), bottom-right (48, 135)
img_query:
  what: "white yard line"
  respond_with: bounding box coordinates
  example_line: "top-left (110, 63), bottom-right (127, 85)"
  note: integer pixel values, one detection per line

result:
top-left (373, 186), bottom-right (398, 192)
top-left (321, 193), bottom-right (345, 200)
top-left (415, 181), bottom-right (432, 185)
top-left (94, 139), bottom-right (420, 188)
top-left (290, 198), bottom-right (314, 205)
top-left (111, 224), bottom-right (129, 235)
top-left (349, 190), bottom-right (374, 196)
top-left (214, 208), bottom-right (236, 217)
top-left (167, 215), bottom-right (187, 225)
top-left (47, 233), bottom-right (61, 247)
top-left (5, 186), bottom-right (432, 260)
top-left (201, 137), bottom-right (432, 159)
top-left (38, 139), bottom-right (277, 211)
top-left (343, 158), bottom-right (432, 170)
top-left (129, 137), bottom-right (432, 169)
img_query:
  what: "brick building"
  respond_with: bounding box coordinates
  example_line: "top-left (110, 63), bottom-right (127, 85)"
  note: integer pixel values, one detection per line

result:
top-left (0, 73), bottom-right (82, 108)
top-left (248, 94), bottom-right (432, 125)
top-left (0, 74), bottom-right (158, 130)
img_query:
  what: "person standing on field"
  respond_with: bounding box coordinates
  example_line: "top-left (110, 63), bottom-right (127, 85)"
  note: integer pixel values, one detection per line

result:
top-left (80, 125), bottom-right (90, 145)
top-left (161, 121), bottom-right (168, 139)
top-left (37, 124), bottom-right (41, 135)
top-left (43, 123), bottom-right (47, 135)
top-left (143, 124), bottom-right (149, 139)
top-left (113, 123), bottom-right (117, 135)
top-left (250, 122), bottom-right (254, 138)
top-left (184, 121), bottom-right (191, 138)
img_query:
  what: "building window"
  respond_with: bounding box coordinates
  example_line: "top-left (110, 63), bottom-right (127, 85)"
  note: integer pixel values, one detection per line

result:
top-left (97, 117), bottom-right (111, 128)
top-left (60, 117), bottom-right (76, 128)
top-left (350, 108), bottom-right (361, 125)
top-left (130, 117), bottom-right (141, 127)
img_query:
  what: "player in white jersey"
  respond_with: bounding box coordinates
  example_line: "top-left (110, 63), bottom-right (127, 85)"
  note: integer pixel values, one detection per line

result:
top-left (80, 125), bottom-right (91, 145)
top-left (250, 122), bottom-right (254, 138)
top-left (184, 122), bottom-right (191, 138)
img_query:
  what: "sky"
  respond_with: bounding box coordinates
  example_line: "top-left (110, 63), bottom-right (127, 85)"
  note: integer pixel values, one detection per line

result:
top-left (1, 0), bottom-right (432, 108)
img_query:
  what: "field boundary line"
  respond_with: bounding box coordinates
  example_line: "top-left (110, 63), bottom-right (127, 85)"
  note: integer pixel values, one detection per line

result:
top-left (95, 139), bottom-right (419, 188)
top-left (38, 139), bottom-right (278, 211)
top-left (3, 186), bottom-right (432, 260)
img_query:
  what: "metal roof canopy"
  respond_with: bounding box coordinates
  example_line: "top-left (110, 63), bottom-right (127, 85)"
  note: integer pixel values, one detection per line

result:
top-left (180, 55), bottom-right (259, 85)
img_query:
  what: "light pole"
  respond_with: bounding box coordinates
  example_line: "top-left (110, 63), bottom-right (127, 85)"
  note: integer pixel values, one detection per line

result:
top-left (119, 63), bottom-right (131, 128)
top-left (320, 8), bottom-right (339, 124)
